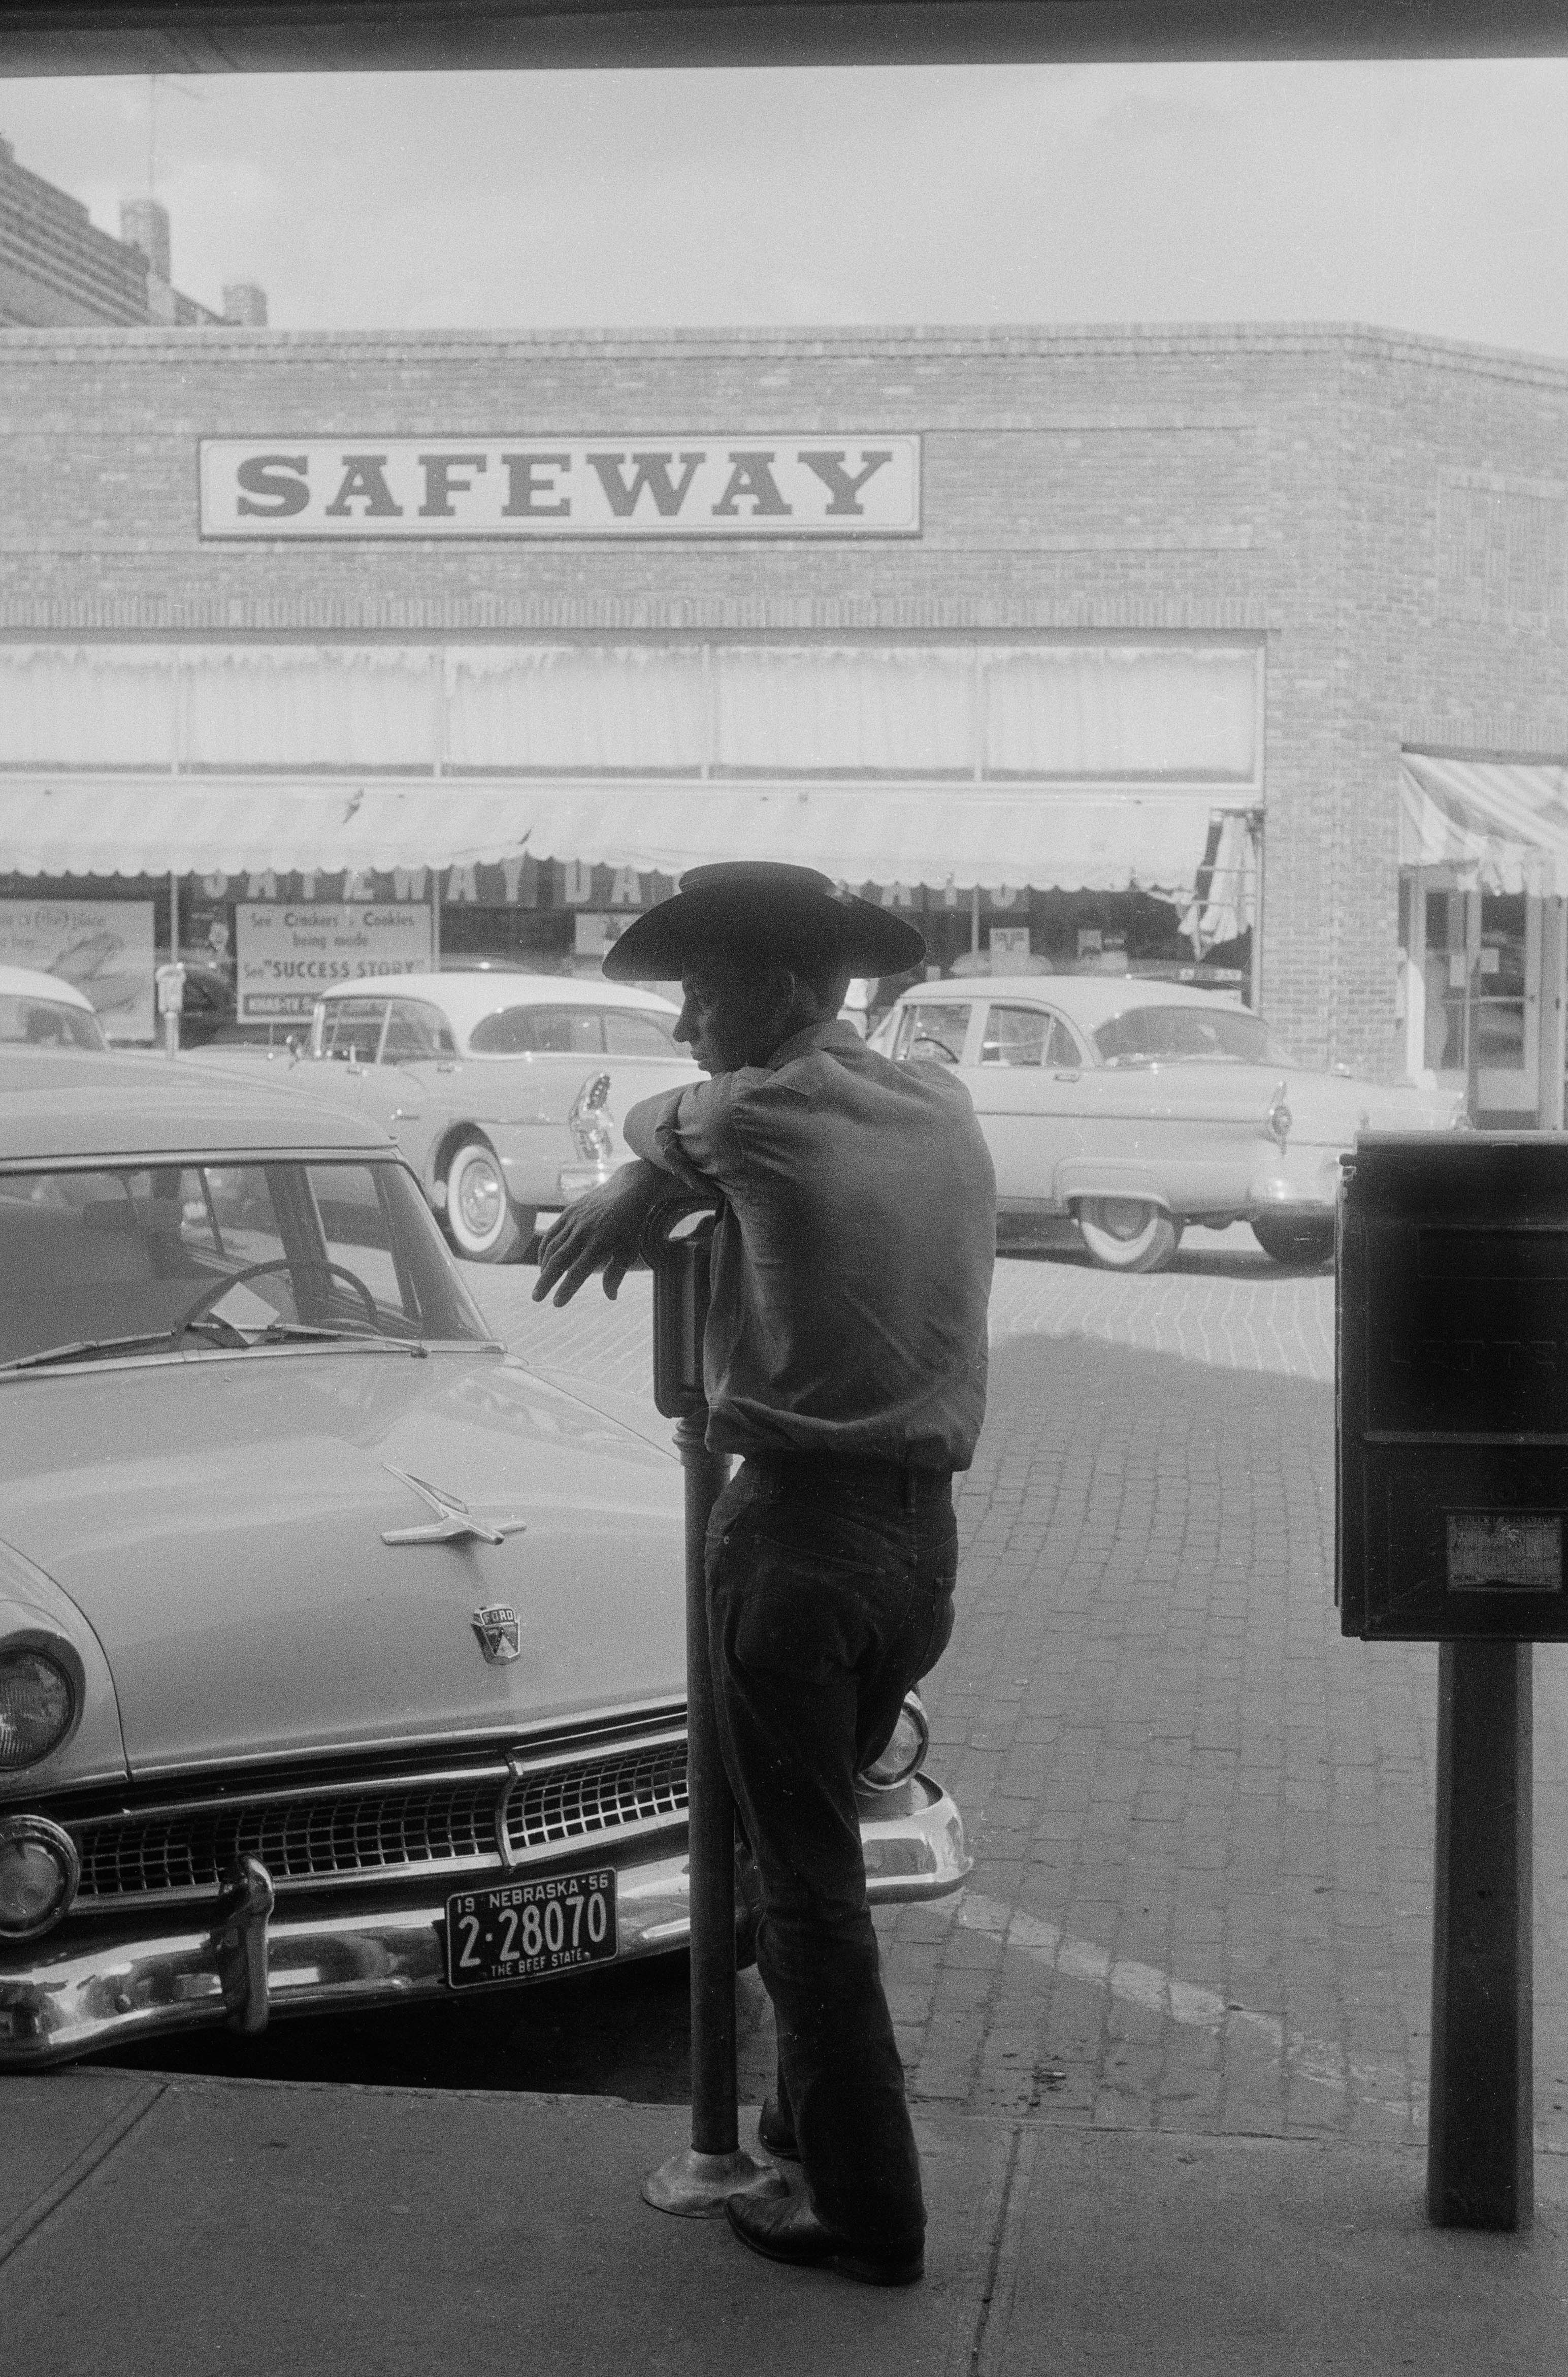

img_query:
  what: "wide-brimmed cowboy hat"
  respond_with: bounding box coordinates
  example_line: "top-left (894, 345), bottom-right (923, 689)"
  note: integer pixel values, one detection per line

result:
top-left (601, 861), bottom-right (926, 981)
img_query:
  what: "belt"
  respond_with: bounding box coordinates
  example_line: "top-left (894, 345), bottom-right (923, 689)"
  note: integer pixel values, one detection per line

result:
top-left (758, 1450), bottom-right (954, 1505)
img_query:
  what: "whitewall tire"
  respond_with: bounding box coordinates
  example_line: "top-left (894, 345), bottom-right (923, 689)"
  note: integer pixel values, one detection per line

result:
top-left (1074, 1197), bottom-right (1181, 1275)
top-left (443, 1138), bottom-right (524, 1264)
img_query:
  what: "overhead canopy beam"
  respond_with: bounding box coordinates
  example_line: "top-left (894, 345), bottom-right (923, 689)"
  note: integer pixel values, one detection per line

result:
top-left (0, 3), bottom-right (1564, 78)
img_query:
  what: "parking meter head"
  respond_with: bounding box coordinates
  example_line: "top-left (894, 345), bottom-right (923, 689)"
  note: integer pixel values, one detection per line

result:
top-left (1338, 1133), bottom-right (1568, 1641)
top-left (643, 1203), bottom-right (720, 1421)
top-left (601, 861), bottom-right (926, 985)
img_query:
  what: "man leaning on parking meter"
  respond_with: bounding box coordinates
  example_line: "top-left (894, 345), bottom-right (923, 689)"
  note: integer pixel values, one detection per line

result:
top-left (535, 862), bottom-right (995, 2287)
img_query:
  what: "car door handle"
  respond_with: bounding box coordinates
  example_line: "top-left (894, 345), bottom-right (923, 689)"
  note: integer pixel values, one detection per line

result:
top-left (436, 1063), bottom-right (459, 1073)
top-left (390, 1107), bottom-right (421, 1122)
top-left (1053, 1069), bottom-right (1081, 1082)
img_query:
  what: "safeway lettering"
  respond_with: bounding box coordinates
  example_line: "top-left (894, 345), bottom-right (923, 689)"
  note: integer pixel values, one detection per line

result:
top-left (201, 436), bottom-right (921, 538)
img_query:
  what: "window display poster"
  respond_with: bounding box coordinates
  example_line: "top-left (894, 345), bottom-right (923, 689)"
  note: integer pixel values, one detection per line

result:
top-left (237, 902), bottom-right (434, 1022)
top-left (0, 898), bottom-right (155, 1041)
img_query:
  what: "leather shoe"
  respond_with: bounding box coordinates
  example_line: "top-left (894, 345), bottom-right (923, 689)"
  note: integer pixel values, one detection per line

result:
top-left (758, 2094), bottom-right (800, 2162)
top-left (726, 2189), bottom-right (924, 2287)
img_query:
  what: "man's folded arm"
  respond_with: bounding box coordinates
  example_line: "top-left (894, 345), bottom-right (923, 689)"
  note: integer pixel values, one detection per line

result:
top-left (623, 1087), bottom-right (687, 1170)
top-left (624, 1082), bottom-right (732, 1197)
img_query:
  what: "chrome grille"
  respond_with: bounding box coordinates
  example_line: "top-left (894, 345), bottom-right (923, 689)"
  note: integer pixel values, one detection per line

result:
top-left (70, 1733), bottom-right (688, 1909)
top-left (504, 1741), bottom-right (688, 1855)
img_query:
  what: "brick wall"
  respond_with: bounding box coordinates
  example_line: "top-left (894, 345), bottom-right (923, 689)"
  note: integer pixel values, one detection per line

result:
top-left (2, 320), bottom-right (1566, 1072)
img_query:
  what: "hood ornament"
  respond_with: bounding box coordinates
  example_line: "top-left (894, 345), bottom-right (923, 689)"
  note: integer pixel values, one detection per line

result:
top-left (471, 1604), bottom-right (522, 1664)
top-left (381, 1465), bottom-right (528, 1548)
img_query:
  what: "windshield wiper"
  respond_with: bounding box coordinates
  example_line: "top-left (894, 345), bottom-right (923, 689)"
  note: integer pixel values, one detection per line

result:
top-left (1, 1331), bottom-right (184, 1372)
top-left (2, 1321), bottom-right (429, 1372)
top-left (244, 1320), bottom-right (429, 1355)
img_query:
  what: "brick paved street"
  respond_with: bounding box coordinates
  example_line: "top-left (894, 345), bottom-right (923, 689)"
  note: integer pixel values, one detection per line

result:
top-left (479, 1230), bottom-right (1568, 2154)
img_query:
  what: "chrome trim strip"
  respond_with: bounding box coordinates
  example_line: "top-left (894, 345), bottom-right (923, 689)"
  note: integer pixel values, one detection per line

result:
top-left (113, 1696), bottom-right (688, 1784)
top-left (0, 1781), bottom-right (971, 2069)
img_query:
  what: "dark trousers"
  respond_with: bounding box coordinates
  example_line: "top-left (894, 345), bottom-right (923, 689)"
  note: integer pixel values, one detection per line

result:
top-left (705, 1453), bottom-right (957, 2256)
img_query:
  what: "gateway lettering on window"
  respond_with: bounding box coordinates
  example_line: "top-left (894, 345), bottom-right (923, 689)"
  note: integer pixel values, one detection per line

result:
top-left (201, 437), bottom-right (921, 538)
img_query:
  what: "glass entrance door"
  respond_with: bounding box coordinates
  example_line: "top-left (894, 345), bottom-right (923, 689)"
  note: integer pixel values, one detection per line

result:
top-left (1421, 888), bottom-right (1541, 1119)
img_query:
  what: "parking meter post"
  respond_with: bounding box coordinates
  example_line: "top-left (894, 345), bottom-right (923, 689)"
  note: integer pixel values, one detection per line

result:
top-left (154, 961), bottom-right (185, 1060)
top-left (675, 1403), bottom-right (738, 2158)
top-left (1427, 1640), bottom-right (1534, 2232)
top-left (640, 1204), bottom-right (786, 2220)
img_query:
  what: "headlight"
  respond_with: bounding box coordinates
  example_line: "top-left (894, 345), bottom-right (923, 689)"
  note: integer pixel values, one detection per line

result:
top-left (858, 1694), bottom-right (930, 1791)
top-left (0, 1648), bottom-right (75, 1770)
top-left (0, 1814), bottom-right (80, 1939)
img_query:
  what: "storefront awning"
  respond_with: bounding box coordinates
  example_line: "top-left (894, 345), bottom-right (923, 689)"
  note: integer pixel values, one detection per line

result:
top-left (0, 776), bottom-right (1257, 904)
top-left (1400, 753), bottom-right (1568, 895)
top-left (0, 781), bottom-right (538, 879)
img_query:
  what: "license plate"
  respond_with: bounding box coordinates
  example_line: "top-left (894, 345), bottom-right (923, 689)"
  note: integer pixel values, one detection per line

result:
top-left (445, 1869), bottom-right (617, 1989)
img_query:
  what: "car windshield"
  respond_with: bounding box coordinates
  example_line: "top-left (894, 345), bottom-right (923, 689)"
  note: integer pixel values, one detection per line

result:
top-left (1092, 1005), bottom-right (1295, 1066)
top-left (0, 1159), bottom-right (493, 1371)
top-left (0, 992), bottom-right (106, 1051)
top-left (310, 999), bottom-right (385, 1062)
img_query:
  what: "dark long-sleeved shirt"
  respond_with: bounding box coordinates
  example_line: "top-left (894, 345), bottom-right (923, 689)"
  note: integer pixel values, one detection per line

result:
top-left (624, 1019), bottom-right (995, 1470)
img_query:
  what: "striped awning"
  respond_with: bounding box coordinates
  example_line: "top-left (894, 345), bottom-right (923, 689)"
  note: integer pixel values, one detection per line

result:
top-left (0, 775), bottom-right (1255, 902)
top-left (1400, 753), bottom-right (1568, 895)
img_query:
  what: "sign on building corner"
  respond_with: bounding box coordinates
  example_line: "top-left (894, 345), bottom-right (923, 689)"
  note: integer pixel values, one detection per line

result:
top-left (198, 437), bottom-right (922, 539)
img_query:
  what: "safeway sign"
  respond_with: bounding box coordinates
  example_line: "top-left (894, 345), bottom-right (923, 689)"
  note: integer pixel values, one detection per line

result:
top-left (199, 438), bottom-right (921, 538)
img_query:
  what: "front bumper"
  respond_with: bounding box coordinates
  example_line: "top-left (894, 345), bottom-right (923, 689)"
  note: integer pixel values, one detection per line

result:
top-left (0, 1775), bottom-right (969, 2070)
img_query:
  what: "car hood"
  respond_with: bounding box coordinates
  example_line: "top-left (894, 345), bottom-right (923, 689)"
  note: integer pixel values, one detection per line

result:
top-left (0, 1348), bottom-right (684, 1780)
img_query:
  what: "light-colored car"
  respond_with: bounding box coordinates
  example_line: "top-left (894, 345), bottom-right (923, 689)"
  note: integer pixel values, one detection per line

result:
top-left (279, 972), bottom-right (701, 1263)
top-left (871, 974), bottom-right (1467, 1272)
top-left (0, 1052), bottom-right (969, 2069)
top-left (0, 965), bottom-right (108, 1053)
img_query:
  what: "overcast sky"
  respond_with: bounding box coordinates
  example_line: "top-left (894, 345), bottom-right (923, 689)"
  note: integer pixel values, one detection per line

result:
top-left (2, 61), bottom-right (1567, 352)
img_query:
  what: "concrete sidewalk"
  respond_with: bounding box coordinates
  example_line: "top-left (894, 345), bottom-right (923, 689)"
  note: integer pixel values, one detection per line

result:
top-left (3, 2071), bottom-right (1563, 2377)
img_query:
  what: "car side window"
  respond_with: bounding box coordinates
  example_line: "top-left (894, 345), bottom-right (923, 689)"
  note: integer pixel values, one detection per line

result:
top-left (468, 1004), bottom-right (607, 1055)
top-left (894, 1003), bottom-right (971, 1064)
top-left (1092, 1005), bottom-right (1269, 1064)
top-left (979, 1005), bottom-right (1080, 1068)
top-left (602, 1008), bottom-right (678, 1057)
top-left (382, 1000), bottom-right (458, 1063)
top-left (319, 999), bottom-right (387, 1063)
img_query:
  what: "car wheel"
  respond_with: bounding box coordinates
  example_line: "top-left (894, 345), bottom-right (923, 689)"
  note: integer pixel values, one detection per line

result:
top-left (1251, 1215), bottom-right (1335, 1269)
top-left (1074, 1197), bottom-right (1182, 1274)
top-left (443, 1137), bottom-right (524, 1263)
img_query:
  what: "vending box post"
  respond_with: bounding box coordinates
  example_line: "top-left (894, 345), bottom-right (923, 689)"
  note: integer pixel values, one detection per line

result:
top-left (1337, 1134), bottom-right (1568, 2230)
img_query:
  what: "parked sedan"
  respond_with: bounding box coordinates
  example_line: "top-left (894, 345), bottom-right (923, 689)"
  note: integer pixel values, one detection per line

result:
top-left (871, 975), bottom-right (1466, 1271)
top-left (0, 965), bottom-right (108, 1053)
top-left (0, 1052), bottom-right (968, 2068)
top-left (235, 973), bottom-right (699, 1264)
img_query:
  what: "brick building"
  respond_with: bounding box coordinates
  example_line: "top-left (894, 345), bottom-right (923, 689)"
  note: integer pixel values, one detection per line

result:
top-left (0, 141), bottom-right (232, 328)
top-left (0, 318), bottom-right (1564, 1115)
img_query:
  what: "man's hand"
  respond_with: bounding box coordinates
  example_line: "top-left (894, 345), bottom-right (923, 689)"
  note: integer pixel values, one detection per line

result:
top-left (532, 1160), bottom-right (675, 1307)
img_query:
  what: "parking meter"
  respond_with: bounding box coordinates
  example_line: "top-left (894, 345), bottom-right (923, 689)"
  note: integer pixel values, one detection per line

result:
top-left (1338, 1133), bottom-right (1568, 2231)
top-left (638, 1200), bottom-right (782, 2220)
top-left (154, 961), bottom-right (185, 1059)
top-left (648, 1204), bottom-right (718, 1421)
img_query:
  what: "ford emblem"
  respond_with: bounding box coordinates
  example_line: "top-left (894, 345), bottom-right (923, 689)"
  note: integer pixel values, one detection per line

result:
top-left (471, 1604), bottom-right (522, 1664)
